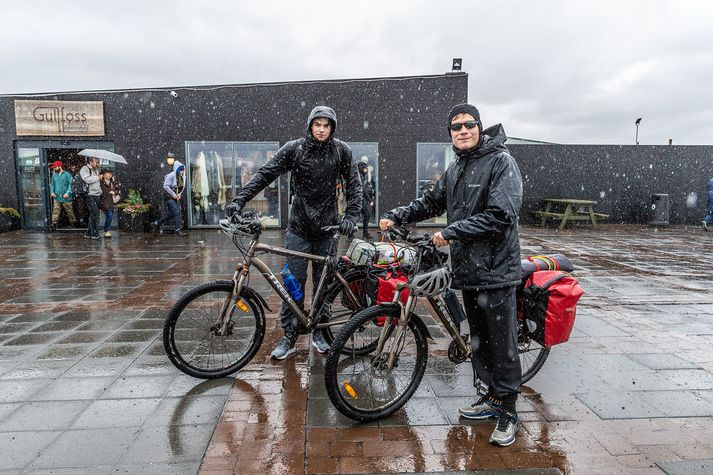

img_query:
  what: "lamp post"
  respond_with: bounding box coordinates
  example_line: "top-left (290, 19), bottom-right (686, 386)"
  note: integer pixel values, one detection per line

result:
top-left (635, 118), bottom-right (642, 145)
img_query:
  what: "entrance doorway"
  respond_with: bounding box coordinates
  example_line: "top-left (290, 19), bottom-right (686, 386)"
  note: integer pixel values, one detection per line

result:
top-left (14, 141), bottom-right (115, 230)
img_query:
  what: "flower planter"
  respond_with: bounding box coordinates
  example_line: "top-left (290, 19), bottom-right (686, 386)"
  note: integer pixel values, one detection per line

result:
top-left (118, 211), bottom-right (150, 232)
top-left (0, 213), bottom-right (19, 233)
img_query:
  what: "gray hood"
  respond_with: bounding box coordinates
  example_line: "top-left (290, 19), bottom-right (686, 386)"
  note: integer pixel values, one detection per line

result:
top-left (306, 106), bottom-right (337, 134)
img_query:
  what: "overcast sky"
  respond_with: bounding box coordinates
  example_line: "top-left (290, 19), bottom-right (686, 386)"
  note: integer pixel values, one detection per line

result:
top-left (2, 1), bottom-right (712, 145)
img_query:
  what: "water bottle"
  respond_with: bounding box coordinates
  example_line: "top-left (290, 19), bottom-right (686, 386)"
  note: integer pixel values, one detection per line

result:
top-left (281, 264), bottom-right (304, 301)
top-left (443, 289), bottom-right (466, 325)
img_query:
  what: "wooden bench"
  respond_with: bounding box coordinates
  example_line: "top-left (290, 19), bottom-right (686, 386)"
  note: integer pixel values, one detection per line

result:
top-left (534, 199), bottom-right (609, 230)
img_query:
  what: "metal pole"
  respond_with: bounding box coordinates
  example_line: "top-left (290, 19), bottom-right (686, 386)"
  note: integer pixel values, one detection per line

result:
top-left (636, 124), bottom-right (639, 145)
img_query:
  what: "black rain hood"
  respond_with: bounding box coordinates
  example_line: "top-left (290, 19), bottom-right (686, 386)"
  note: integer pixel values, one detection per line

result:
top-left (383, 123), bottom-right (523, 289)
top-left (307, 106), bottom-right (337, 136)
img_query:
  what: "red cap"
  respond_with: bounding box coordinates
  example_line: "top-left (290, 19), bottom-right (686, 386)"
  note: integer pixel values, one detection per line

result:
top-left (50, 160), bottom-right (63, 168)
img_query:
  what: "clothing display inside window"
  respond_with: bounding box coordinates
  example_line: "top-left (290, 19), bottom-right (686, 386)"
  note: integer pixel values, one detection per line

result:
top-left (185, 142), bottom-right (280, 227)
top-left (191, 150), bottom-right (227, 225)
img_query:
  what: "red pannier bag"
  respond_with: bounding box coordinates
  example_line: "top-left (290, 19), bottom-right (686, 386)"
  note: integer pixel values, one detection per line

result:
top-left (372, 270), bottom-right (409, 326)
top-left (521, 271), bottom-right (583, 347)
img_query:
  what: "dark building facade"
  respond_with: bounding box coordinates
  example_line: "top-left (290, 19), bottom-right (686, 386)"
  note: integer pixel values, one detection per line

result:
top-left (0, 73), bottom-right (468, 230)
top-left (1, 73), bottom-right (711, 230)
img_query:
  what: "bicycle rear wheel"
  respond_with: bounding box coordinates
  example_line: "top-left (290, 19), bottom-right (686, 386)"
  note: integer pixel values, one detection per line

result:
top-left (517, 320), bottom-right (550, 383)
top-left (163, 281), bottom-right (265, 379)
top-left (324, 305), bottom-right (428, 421)
top-left (320, 269), bottom-right (381, 355)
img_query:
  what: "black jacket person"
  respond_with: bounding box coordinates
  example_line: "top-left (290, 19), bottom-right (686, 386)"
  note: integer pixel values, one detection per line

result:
top-left (227, 106), bottom-right (363, 359)
top-left (381, 103), bottom-right (524, 446)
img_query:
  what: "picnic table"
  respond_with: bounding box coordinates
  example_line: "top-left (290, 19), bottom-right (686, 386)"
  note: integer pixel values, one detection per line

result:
top-left (533, 198), bottom-right (609, 230)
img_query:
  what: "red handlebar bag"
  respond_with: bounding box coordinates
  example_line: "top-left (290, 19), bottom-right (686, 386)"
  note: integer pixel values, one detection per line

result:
top-left (521, 271), bottom-right (583, 347)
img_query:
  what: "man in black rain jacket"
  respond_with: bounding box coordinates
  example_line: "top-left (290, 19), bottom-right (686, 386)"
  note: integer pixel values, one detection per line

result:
top-left (380, 103), bottom-right (523, 447)
top-left (227, 106), bottom-right (362, 360)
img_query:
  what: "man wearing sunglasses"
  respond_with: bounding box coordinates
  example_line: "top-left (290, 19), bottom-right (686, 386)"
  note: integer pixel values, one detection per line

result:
top-left (380, 103), bottom-right (523, 446)
top-left (226, 106), bottom-right (363, 360)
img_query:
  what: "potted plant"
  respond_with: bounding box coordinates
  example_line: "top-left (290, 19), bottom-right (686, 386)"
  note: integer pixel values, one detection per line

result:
top-left (0, 206), bottom-right (20, 233)
top-left (116, 189), bottom-right (152, 232)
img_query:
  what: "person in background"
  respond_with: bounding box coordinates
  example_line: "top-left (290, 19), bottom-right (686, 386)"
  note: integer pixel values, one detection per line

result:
top-left (80, 157), bottom-right (102, 240)
top-left (357, 161), bottom-right (376, 239)
top-left (99, 169), bottom-right (119, 238)
top-left (49, 160), bottom-right (75, 230)
top-left (151, 159), bottom-right (187, 237)
top-left (703, 178), bottom-right (713, 231)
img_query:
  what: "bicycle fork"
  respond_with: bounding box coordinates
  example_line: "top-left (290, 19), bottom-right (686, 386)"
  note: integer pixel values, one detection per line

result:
top-left (214, 269), bottom-right (249, 337)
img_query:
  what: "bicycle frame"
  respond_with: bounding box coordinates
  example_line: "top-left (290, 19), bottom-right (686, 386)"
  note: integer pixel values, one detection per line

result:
top-left (373, 284), bottom-right (471, 370)
top-left (219, 232), bottom-right (361, 336)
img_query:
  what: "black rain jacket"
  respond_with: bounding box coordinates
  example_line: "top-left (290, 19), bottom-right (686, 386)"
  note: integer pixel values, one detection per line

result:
top-left (383, 124), bottom-right (523, 289)
top-left (234, 135), bottom-right (362, 240)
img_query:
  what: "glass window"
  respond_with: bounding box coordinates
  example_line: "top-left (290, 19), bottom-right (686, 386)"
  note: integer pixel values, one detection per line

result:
top-left (416, 143), bottom-right (456, 225)
top-left (342, 142), bottom-right (378, 226)
top-left (16, 148), bottom-right (46, 228)
top-left (185, 141), bottom-right (280, 227)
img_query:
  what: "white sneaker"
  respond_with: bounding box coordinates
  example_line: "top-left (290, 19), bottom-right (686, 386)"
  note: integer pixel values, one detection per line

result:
top-left (311, 332), bottom-right (330, 354)
top-left (703, 221), bottom-right (709, 231)
top-left (270, 337), bottom-right (296, 360)
top-left (104, 231), bottom-right (112, 238)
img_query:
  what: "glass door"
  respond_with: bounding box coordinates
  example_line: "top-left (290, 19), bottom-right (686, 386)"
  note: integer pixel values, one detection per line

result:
top-left (16, 147), bottom-right (47, 229)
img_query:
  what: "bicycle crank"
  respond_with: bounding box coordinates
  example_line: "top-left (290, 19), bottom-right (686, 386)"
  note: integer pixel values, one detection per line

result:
top-left (448, 338), bottom-right (470, 364)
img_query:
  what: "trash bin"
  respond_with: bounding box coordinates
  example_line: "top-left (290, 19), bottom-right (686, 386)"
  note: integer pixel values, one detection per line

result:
top-left (648, 194), bottom-right (669, 226)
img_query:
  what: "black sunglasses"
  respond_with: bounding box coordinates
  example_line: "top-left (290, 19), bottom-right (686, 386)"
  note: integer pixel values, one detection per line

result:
top-left (449, 120), bottom-right (479, 132)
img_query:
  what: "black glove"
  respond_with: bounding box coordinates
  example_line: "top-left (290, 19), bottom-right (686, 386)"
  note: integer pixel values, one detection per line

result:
top-left (225, 200), bottom-right (243, 222)
top-left (338, 216), bottom-right (357, 237)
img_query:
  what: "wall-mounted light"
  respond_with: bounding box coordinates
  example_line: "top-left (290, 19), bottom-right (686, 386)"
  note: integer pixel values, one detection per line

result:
top-left (169, 90), bottom-right (178, 98)
top-left (166, 152), bottom-right (175, 166)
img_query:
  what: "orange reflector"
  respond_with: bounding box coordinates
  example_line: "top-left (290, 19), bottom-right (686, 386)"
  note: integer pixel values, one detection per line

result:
top-left (236, 300), bottom-right (248, 312)
top-left (343, 381), bottom-right (357, 399)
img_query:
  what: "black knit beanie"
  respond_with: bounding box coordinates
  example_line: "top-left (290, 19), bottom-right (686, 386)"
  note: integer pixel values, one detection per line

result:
top-left (447, 103), bottom-right (481, 135)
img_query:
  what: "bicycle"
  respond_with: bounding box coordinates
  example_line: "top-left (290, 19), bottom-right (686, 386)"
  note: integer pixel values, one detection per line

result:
top-left (163, 212), bottom-right (376, 379)
top-left (323, 227), bottom-right (567, 422)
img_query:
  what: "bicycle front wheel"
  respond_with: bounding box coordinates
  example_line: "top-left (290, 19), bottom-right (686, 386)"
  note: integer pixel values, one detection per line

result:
top-left (517, 320), bottom-right (550, 383)
top-left (163, 281), bottom-right (265, 379)
top-left (324, 305), bottom-right (428, 422)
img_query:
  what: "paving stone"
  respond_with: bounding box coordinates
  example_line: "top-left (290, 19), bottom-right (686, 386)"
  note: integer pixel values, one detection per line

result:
top-left (657, 459), bottom-right (713, 474)
top-left (31, 427), bottom-right (138, 468)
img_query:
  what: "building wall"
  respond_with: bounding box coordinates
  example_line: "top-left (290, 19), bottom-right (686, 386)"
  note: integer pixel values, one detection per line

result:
top-left (2, 75), bottom-right (711, 227)
top-left (511, 144), bottom-right (713, 225)
top-left (0, 74), bottom-right (468, 226)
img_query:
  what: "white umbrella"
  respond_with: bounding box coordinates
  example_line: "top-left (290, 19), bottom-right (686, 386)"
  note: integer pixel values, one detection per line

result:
top-left (78, 149), bottom-right (128, 164)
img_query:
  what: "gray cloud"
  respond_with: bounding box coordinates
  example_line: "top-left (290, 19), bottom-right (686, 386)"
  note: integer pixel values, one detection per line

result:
top-left (2, 0), bottom-right (712, 144)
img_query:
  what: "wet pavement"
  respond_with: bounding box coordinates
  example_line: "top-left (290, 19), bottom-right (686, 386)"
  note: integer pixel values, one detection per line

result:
top-left (0, 225), bottom-right (712, 474)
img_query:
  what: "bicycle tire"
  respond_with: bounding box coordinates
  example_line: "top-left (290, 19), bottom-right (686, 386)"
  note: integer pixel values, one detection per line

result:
top-left (517, 322), bottom-right (550, 383)
top-left (324, 305), bottom-right (428, 422)
top-left (163, 281), bottom-right (265, 379)
top-left (319, 269), bottom-right (379, 355)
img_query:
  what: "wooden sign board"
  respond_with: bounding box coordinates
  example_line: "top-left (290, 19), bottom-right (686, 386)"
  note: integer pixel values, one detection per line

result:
top-left (14, 100), bottom-right (105, 136)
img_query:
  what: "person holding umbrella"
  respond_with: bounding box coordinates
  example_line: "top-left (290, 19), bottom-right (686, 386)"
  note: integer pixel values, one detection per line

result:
top-left (80, 156), bottom-right (102, 239)
top-left (77, 149), bottom-right (128, 239)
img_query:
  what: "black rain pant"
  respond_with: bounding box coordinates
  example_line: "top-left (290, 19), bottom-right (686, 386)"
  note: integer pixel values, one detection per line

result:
top-left (462, 285), bottom-right (521, 400)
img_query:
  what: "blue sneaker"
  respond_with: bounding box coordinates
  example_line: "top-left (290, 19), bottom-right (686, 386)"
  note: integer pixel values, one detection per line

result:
top-left (270, 337), bottom-right (296, 360)
top-left (459, 395), bottom-right (502, 420)
top-left (490, 410), bottom-right (519, 446)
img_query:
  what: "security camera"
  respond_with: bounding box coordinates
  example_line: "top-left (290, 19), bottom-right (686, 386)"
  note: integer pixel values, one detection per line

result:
top-left (169, 91), bottom-right (178, 98)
